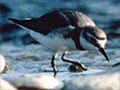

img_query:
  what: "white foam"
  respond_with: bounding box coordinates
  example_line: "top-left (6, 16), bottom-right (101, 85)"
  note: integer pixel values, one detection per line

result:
top-left (0, 55), bottom-right (6, 73)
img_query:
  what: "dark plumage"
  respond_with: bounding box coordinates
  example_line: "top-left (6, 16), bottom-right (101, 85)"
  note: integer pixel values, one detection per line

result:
top-left (9, 10), bottom-right (95, 35)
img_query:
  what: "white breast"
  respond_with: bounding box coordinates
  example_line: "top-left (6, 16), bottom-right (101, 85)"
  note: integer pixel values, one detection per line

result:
top-left (29, 31), bottom-right (77, 52)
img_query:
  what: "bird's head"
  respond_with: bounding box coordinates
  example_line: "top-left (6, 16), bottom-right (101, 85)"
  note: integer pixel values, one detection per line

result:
top-left (80, 26), bottom-right (109, 62)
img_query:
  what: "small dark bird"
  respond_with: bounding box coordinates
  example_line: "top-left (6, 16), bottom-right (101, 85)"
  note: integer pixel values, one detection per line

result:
top-left (9, 10), bottom-right (109, 77)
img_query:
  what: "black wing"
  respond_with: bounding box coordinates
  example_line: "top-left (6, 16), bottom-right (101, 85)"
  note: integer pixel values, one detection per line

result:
top-left (9, 10), bottom-right (95, 35)
top-left (9, 11), bottom-right (70, 35)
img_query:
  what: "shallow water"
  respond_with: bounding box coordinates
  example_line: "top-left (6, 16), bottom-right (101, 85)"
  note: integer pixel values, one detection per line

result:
top-left (0, 43), bottom-right (120, 82)
top-left (0, 0), bottom-right (120, 82)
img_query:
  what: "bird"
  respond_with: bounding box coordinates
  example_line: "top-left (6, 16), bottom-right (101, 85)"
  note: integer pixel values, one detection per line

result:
top-left (9, 10), bottom-right (109, 77)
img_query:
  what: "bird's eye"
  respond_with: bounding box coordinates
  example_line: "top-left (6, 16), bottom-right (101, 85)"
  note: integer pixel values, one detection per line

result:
top-left (98, 37), bottom-right (106, 40)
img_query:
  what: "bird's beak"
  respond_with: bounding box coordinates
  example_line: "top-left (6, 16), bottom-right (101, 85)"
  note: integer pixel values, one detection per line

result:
top-left (99, 48), bottom-right (109, 62)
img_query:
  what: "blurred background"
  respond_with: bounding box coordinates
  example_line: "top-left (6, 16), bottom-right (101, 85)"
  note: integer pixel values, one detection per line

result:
top-left (0, 0), bottom-right (120, 78)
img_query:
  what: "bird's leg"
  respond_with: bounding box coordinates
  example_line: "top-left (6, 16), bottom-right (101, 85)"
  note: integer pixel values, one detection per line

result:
top-left (61, 51), bottom-right (88, 72)
top-left (51, 53), bottom-right (58, 77)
